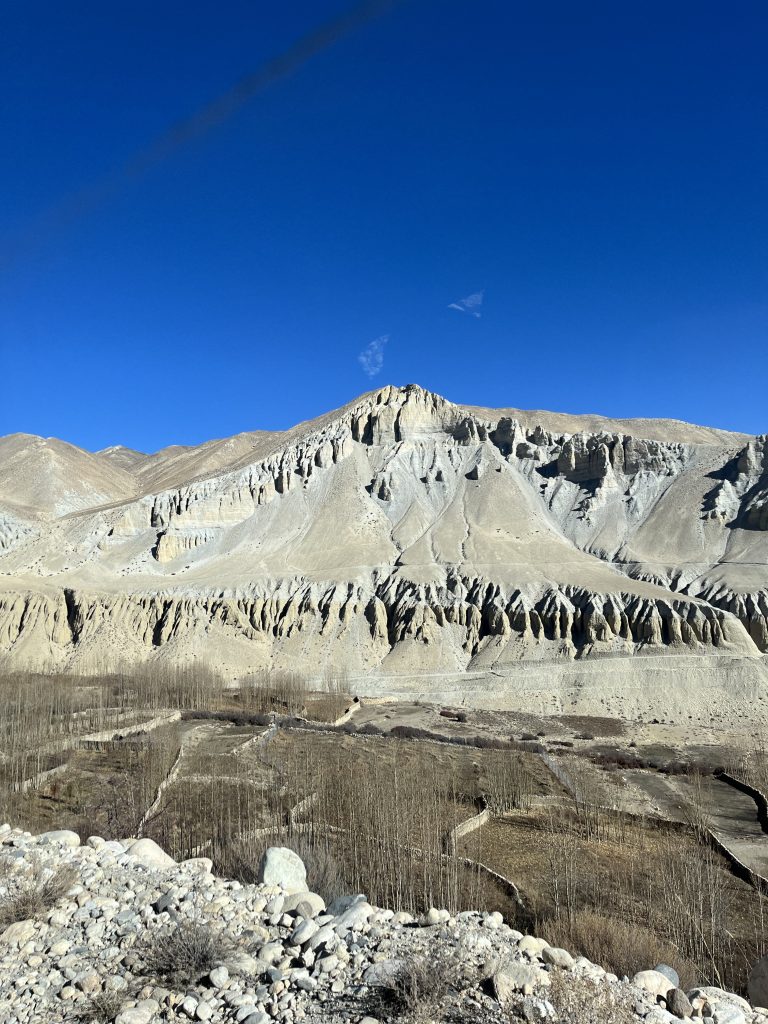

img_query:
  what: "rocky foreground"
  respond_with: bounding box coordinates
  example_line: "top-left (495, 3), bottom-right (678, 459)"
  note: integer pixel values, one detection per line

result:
top-left (0, 826), bottom-right (764, 1024)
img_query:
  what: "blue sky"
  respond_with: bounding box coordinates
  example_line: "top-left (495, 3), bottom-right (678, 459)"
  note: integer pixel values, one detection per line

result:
top-left (1, 0), bottom-right (766, 452)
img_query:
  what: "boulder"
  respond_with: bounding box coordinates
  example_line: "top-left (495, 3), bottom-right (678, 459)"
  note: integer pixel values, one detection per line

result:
top-left (282, 891), bottom-right (326, 917)
top-left (518, 935), bottom-right (550, 959)
top-left (493, 964), bottom-right (550, 1001)
top-left (363, 959), bottom-right (406, 987)
top-left (333, 900), bottom-right (373, 932)
top-left (307, 924), bottom-right (338, 951)
top-left (688, 988), bottom-right (752, 1016)
top-left (542, 946), bottom-right (574, 969)
top-left (115, 1001), bottom-right (159, 1024)
top-left (655, 964), bottom-right (681, 988)
top-left (257, 941), bottom-right (284, 966)
top-left (326, 893), bottom-right (367, 916)
top-left (180, 857), bottom-right (213, 873)
top-left (713, 1009), bottom-right (747, 1024)
top-left (645, 1010), bottom-right (679, 1024)
top-left (38, 829), bottom-right (80, 847)
top-left (257, 847), bottom-right (307, 894)
top-left (291, 918), bottom-right (319, 946)
top-left (420, 907), bottom-right (450, 926)
top-left (127, 838), bottom-right (175, 868)
top-left (667, 988), bottom-right (693, 1019)
top-left (208, 965), bottom-right (229, 989)
top-left (0, 919), bottom-right (36, 946)
top-left (634, 970), bottom-right (676, 999)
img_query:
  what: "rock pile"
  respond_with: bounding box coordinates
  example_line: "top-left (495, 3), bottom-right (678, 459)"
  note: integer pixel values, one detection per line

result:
top-left (0, 826), bottom-right (765, 1024)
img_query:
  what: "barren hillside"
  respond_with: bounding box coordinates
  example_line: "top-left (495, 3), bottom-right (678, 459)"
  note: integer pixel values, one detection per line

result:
top-left (0, 385), bottom-right (766, 711)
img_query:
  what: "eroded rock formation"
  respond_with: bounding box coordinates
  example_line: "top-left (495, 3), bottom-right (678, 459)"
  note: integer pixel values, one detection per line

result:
top-left (0, 384), bottom-right (765, 683)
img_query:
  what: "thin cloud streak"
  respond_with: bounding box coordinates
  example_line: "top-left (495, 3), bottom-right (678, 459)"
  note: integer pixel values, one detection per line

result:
top-left (358, 334), bottom-right (389, 377)
top-left (448, 289), bottom-right (484, 318)
top-left (1, 0), bottom-right (404, 271)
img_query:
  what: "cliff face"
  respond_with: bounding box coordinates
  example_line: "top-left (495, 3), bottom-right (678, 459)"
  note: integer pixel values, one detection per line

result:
top-left (0, 385), bottom-right (765, 682)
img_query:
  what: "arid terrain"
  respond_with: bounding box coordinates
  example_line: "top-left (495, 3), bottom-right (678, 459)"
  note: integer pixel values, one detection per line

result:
top-left (0, 384), bottom-right (766, 723)
top-left (3, 667), bottom-right (768, 999)
top-left (2, 387), bottom-right (768, 1007)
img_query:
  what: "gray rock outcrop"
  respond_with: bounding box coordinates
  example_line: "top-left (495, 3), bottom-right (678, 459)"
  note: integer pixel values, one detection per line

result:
top-left (0, 385), bottom-right (765, 710)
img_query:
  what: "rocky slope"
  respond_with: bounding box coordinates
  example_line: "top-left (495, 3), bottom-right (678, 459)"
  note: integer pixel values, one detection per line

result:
top-left (0, 385), bottom-right (766, 709)
top-left (0, 825), bottom-right (765, 1024)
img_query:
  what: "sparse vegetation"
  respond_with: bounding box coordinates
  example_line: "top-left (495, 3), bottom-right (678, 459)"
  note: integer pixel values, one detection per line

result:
top-left (3, 666), bottom-right (768, 995)
top-left (377, 950), bottom-right (461, 1022)
top-left (541, 969), bottom-right (639, 1024)
top-left (138, 921), bottom-right (236, 985)
top-left (543, 910), bottom-right (695, 989)
top-left (76, 990), bottom-right (125, 1022)
top-left (0, 860), bottom-right (77, 929)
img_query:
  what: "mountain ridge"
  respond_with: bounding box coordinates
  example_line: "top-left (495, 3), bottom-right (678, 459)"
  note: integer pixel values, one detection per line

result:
top-left (3, 383), bottom-right (755, 460)
top-left (0, 384), bottom-right (765, 714)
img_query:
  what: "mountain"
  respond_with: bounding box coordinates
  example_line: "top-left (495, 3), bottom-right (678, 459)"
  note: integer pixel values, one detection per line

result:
top-left (0, 385), bottom-right (766, 714)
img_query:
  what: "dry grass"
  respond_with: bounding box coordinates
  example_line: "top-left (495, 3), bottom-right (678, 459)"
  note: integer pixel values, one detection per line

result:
top-left (76, 990), bottom-right (125, 1022)
top-left (466, 806), bottom-right (767, 992)
top-left (0, 860), bottom-right (77, 928)
top-left (374, 950), bottom-right (462, 1022)
top-left (303, 693), bottom-right (351, 723)
top-left (540, 970), bottom-right (639, 1024)
top-left (542, 910), bottom-right (696, 988)
top-left (138, 921), bottom-right (237, 985)
top-left (2, 665), bottom-right (768, 997)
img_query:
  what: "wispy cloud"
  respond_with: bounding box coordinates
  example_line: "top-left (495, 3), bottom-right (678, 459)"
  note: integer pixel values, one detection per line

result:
top-left (448, 290), bottom-right (484, 318)
top-left (358, 334), bottom-right (389, 378)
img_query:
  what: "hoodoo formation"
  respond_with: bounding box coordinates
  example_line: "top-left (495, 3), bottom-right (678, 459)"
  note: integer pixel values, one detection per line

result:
top-left (0, 385), bottom-right (766, 710)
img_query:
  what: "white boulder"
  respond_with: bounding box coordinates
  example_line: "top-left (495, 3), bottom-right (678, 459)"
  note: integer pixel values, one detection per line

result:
top-left (257, 847), bottom-right (307, 894)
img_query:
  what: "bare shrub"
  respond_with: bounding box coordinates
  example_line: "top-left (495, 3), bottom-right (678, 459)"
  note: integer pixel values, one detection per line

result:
top-left (381, 950), bottom-right (458, 1021)
top-left (76, 990), bottom-right (124, 1022)
top-left (0, 862), bottom-right (77, 928)
top-left (541, 969), bottom-right (638, 1024)
top-left (182, 709), bottom-right (272, 726)
top-left (541, 910), bottom-right (695, 988)
top-left (357, 722), bottom-right (381, 736)
top-left (389, 725), bottom-right (440, 741)
top-left (138, 921), bottom-right (236, 985)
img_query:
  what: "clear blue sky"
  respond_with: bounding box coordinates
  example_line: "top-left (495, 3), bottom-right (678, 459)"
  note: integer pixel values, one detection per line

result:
top-left (1, 0), bottom-right (766, 452)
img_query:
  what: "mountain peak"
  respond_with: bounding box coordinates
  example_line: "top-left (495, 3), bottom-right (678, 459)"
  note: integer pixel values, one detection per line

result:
top-left (0, 385), bottom-right (765, 696)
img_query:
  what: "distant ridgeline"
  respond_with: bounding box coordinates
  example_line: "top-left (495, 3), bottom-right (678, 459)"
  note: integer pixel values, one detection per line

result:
top-left (0, 385), bottom-right (766, 708)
